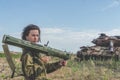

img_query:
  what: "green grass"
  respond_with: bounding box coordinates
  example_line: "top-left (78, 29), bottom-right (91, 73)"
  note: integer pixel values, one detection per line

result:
top-left (55, 58), bottom-right (120, 80)
top-left (0, 53), bottom-right (5, 57)
top-left (0, 52), bottom-right (21, 58)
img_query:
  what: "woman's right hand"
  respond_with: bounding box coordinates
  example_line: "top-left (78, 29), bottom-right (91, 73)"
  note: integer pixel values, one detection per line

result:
top-left (41, 56), bottom-right (51, 63)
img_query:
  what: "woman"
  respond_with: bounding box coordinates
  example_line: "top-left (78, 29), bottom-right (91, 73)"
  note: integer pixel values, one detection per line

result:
top-left (21, 24), bottom-right (67, 80)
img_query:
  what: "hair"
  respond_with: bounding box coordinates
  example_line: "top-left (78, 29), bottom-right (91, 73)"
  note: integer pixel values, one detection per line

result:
top-left (22, 24), bottom-right (41, 42)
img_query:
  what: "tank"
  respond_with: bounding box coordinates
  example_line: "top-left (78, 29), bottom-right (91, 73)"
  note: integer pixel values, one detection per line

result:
top-left (77, 33), bottom-right (120, 61)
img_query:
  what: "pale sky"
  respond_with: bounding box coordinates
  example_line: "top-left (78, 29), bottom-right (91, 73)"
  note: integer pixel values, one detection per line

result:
top-left (0, 0), bottom-right (120, 53)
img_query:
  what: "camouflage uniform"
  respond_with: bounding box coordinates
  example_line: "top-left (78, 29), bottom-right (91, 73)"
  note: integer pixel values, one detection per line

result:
top-left (21, 49), bottom-right (62, 80)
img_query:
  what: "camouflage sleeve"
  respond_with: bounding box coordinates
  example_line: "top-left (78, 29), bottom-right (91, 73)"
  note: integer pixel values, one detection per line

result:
top-left (21, 53), bottom-right (35, 79)
top-left (45, 61), bottom-right (62, 73)
top-left (37, 52), bottom-right (62, 73)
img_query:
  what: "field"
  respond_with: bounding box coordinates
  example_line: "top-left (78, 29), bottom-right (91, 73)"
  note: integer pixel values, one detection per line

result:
top-left (0, 53), bottom-right (120, 80)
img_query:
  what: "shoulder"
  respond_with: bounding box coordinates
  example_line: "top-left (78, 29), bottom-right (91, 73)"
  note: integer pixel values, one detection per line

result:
top-left (21, 52), bottom-right (32, 61)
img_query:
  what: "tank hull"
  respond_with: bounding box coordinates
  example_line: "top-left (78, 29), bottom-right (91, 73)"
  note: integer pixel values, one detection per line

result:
top-left (77, 46), bottom-right (120, 61)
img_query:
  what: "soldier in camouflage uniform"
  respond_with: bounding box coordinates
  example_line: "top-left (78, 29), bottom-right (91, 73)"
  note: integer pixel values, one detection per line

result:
top-left (21, 24), bottom-right (67, 80)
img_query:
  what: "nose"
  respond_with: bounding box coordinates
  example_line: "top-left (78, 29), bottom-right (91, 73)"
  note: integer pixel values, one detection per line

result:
top-left (34, 36), bottom-right (39, 41)
top-left (34, 36), bottom-right (37, 40)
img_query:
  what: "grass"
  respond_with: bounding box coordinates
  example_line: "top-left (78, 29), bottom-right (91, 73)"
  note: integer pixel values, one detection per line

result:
top-left (0, 53), bottom-right (21, 58)
top-left (1, 53), bottom-right (120, 80)
top-left (0, 53), bottom-right (5, 57)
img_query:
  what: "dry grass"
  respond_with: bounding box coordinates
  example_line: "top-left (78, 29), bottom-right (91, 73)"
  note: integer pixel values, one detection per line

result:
top-left (0, 54), bottom-right (120, 80)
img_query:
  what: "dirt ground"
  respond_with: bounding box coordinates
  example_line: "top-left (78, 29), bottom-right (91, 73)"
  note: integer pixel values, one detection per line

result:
top-left (0, 58), bottom-right (23, 80)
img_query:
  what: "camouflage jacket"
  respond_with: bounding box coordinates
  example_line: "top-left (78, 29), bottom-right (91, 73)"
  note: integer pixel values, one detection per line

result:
top-left (21, 49), bottom-right (62, 80)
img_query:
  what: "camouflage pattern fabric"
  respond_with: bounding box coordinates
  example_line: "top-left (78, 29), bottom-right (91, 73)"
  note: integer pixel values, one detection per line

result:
top-left (21, 49), bottom-right (62, 80)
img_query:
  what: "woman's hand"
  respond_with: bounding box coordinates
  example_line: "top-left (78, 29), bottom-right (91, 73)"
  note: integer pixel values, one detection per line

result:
top-left (41, 56), bottom-right (51, 63)
top-left (59, 60), bottom-right (67, 66)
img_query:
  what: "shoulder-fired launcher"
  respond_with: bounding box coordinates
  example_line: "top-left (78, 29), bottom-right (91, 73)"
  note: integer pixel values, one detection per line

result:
top-left (2, 35), bottom-right (70, 60)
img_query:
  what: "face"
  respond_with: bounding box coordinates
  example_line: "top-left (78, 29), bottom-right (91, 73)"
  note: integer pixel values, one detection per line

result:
top-left (26, 30), bottom-right (39, 43)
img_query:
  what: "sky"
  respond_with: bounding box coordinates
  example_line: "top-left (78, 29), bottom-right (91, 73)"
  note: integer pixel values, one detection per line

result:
top-left (0, 0), bottom-right (120, 53)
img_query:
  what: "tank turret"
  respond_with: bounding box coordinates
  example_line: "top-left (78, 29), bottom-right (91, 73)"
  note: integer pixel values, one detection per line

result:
top-left (92, 33), bottom-right (120, 47)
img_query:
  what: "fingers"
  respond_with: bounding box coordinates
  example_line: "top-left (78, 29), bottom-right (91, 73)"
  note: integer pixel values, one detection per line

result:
top-left (59, 60), bottom-right (67, 66)
top-left (41, 56), bottom-right (51, 63)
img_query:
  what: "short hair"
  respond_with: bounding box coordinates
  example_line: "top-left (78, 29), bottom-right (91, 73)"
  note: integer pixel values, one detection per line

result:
top-left (22, 24), bottom-right (41, 42)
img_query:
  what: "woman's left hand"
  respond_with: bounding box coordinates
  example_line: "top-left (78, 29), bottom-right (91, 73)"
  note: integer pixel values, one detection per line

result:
top-left (59, 60), bottom-right (67, 66)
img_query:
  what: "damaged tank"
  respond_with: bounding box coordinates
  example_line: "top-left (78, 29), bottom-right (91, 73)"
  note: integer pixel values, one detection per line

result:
top-left (77, 33), bottom-right (120, 60)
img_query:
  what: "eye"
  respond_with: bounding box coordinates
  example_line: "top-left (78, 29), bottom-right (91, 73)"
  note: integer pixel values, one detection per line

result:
top-left (32, 34), bottom-right (39, 37)
top-left (36, 34), bottom-right (39, 37)
top-left (32, 34), bottom-right (35, 37)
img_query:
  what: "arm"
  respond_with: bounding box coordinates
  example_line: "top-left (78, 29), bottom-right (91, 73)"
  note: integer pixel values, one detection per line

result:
top-left (21, 53), bottom-right (35, 80)
top-left (44, 60), bottom-right (67, 73)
